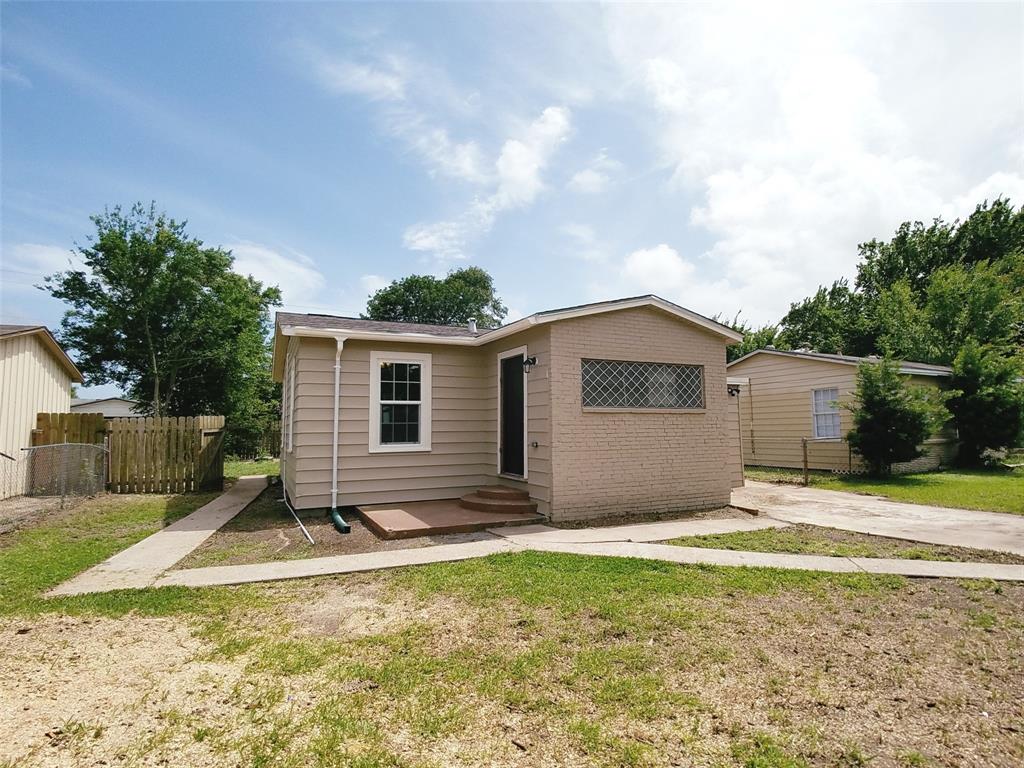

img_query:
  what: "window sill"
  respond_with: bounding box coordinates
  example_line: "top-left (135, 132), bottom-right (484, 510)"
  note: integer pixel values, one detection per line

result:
top-left (582, 407), bottom-right (707, 414)
top-left (368, 444), bottom-right (432, 454)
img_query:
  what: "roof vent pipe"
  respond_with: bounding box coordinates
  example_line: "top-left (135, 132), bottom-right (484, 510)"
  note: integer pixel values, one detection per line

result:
top-left (468, 318), bottom-right (477, 333)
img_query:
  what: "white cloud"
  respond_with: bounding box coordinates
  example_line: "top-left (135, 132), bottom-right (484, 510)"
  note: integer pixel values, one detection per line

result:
top-left (307, 48), bottom-right (488, 184)
top-left (228, 241), bottom-right (326, 311)
top-left (314, 55), bottom-right (407, 101)
top-left (404, 106), bottom-right (572, 261)
top-left (599, 2), bottom-right (1024, 323)
top-left (560, 223), bottom-right (609, 262)
top-left (591, 243), bottom-right (730, 320)
top-left (359, 274), bottom-right (391, 297)
top-left (1, 64), bottom-right (31, 88)
top-left (567, 149), bottom-right (622, 194)
top-left (4, 243), bottom-right (81, 275)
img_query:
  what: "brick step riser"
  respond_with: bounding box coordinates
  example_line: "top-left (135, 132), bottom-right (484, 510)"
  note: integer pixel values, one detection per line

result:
top-left (459, 495), bottom-right (538, 515)
top-left (476, 486), bottom-right (531, 501)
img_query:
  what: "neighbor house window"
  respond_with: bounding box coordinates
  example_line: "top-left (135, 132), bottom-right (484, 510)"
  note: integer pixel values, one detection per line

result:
top-left (581, 359), bottom-right (704, 409)
top-left (811, 387), bottom-right (841, 438)
top-left (369, 351), bottom-right (432, 452)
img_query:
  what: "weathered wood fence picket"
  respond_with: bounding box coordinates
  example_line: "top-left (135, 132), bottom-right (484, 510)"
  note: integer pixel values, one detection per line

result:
top-left (32, 413), bottom-right (225, 493)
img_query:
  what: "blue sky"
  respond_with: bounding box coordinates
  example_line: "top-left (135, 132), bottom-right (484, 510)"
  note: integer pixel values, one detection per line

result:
top-left (2, 2), bottom-right (1022, 398)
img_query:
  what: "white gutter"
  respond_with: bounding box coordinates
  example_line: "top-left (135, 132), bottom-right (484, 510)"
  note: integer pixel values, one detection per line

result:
top-left (331, 337), bottom-right (344, 510)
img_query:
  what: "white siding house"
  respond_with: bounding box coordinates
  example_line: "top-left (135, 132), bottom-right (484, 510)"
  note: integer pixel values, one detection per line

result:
top-left (0, 325), bottom-right (84, 498)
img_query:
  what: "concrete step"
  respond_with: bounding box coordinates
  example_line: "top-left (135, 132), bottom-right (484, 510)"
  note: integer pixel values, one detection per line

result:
top-left (459, 492), bottom-right (538, 515)
top-left (476, 485), bottom-right (531, 501)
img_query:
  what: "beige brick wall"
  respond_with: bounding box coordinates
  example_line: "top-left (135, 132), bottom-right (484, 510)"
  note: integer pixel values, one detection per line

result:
top-left (548, 306), bottom-right (734, 521)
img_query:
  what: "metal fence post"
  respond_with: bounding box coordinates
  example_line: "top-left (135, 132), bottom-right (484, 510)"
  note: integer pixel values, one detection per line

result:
top-left (801, 438), bottom-right (809, 486)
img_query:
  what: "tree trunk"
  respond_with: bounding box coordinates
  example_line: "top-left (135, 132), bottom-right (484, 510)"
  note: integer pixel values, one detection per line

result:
top-left (143, 321), bottom-right (161, 417)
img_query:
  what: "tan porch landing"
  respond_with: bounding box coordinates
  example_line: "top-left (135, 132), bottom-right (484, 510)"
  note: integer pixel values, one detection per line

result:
top-left (355, 498), bottom-right (544, 539)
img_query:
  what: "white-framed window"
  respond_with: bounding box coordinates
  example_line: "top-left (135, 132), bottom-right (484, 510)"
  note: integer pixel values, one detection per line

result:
top-left (811, 387), bottom-right (841, 439)
top-left (369, 351), bottom-right (432, 453)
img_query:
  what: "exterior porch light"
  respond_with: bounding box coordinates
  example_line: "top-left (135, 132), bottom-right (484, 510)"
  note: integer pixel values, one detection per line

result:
top-left (522, 355), bottom-right (538, 373)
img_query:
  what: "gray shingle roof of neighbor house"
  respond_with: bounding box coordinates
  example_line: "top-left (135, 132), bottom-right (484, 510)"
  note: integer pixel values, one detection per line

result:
top-left (727, 348), bottom-right (953, 377)
top-left (0, 324), bottom-right (85, 382)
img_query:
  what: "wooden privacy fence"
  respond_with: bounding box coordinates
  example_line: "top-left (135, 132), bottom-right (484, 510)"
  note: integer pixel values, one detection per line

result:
top-left (33, 413), bottom-right (225, 494)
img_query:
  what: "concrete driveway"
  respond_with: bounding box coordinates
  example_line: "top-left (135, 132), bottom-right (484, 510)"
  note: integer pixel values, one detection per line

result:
top-left (733, 481), bottom-right (1024, 556)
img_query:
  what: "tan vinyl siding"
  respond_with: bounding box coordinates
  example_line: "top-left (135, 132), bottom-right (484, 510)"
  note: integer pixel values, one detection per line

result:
top-left (548, 306), bottom-right (734, 521)
top-left (280, 338), bottom-right (298, 504)
top-left (290, 337), bottom-right (494, 510)
top-left (728, 353), bottom-right (956, 472)
top-left (0, 333), bottom-right (74, 498)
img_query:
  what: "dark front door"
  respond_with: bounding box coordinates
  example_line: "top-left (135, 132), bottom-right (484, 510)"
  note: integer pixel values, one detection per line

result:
top-left (500, 354), bottom-right (525, 476)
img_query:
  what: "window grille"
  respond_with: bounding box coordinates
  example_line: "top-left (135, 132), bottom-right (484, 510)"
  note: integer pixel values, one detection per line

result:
top-left (581, 359), bottom-right (704, 409)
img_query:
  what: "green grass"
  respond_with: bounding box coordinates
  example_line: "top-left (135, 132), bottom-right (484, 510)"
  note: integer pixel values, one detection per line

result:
top-left (4, 486), bottom-right (1018, 767)
top-left (746, 466), bottom-right (1023, 514)
top-left (0, 491), bottom-right (254, 617)
top-left (224, 457), bottom-right (280, 481)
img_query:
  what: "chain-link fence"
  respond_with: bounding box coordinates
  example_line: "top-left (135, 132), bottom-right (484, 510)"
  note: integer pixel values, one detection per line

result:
top-left (18, 443), bottom-right (108, 506)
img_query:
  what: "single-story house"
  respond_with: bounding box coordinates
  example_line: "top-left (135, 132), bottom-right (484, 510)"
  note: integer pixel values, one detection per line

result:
top-left (727, 348), bottom-right (957, 473)
top-left (0, 325), bottom-right (84, 499)
top-left (71, 397), bottom-right (142, 418)
top-left (272, 295), bottom-right (745, 523)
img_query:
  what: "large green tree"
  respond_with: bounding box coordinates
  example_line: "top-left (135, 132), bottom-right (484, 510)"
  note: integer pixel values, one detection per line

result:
top-left (778, 198), bottom-right (1023, 364)
top-left (713, 312), bottom-right (781, 362)
top-left (363, 267), bottom-right (507, 328)
top-left (946, 339), bottom-right (1024, 466)
top-left (777, 279), bottom-right (873, 355)
top-left (44, 204), bottom-right (281, 442)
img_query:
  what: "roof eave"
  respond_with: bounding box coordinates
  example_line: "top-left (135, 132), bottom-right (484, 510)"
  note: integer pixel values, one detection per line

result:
top-left (728, 349), bottom-right (951, 377)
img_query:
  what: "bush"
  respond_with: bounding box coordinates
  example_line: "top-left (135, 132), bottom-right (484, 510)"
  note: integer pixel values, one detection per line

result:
top-left (846, 358), bottom-right (949, 476)
top-left (947, 339), bottom-right (1024, 466)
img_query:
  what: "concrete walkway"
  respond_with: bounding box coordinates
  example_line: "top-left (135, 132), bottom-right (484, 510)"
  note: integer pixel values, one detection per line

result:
top-left (487, 515), bottom-right (789, 544)
top-left (154, 538), bottom-right (518, 588)
top-left (50, 476), bottom-right (268, 595)
top-left (48, 478), bottom-right (1024, 596)
top-left (734, 481), bottom-right (1024, 555)
top-left (525, 541), bottom-right (1024, 582)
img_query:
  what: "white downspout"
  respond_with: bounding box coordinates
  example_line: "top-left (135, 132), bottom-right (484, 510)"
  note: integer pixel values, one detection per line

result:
top-left (331, 337), bottom-right (344, 511)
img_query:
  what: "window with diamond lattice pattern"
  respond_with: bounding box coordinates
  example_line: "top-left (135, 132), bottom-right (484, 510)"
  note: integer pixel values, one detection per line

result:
top-left (581, 359), bottom-right (705, 409)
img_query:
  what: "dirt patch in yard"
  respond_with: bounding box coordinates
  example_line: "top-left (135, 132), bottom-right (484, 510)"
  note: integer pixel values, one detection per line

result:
top-left (175, 488), bottom-right (498, 569)
top-left (0, 494), bottom-right (87, 535)
top-left (0, 614), bottom-right (244, 768)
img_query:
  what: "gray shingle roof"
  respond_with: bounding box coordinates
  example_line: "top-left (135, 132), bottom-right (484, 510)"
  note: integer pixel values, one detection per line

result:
top-left (275, 313), bottom-right (487, 338)
top-left (729, 348), bottom-right (953, 375)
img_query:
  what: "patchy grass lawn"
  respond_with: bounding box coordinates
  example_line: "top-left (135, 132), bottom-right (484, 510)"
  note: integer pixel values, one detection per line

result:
top-left (746, 465), bottom-right (1024, 515)
top-left (2, 493), bottom-right (1023, 767)
top-left (668, 524), bottom-right (1024, 565)
top-left (0, 491), bottom-right (227, 617)
top-left (224, 457), bottom-right (280, 482)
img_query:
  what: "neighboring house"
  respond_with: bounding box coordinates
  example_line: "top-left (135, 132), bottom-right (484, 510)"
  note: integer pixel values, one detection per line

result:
top-left (272, 295), bottom-right (745, 522)
top-left (0, 325), bottom-right (84, 498)
top-left (727, 348), bottom-right (957, 473)
top-left (71, 397), bottom-right (142, 418)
